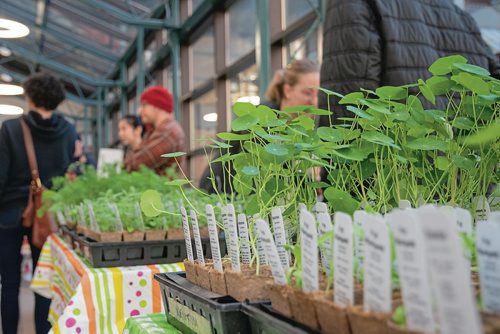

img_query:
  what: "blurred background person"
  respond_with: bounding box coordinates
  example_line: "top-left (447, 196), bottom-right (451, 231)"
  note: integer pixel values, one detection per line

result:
top-left (118, 115), bottom-right (143, 157)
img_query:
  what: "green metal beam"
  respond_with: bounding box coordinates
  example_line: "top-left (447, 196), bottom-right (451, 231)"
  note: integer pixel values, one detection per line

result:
top-left (169, 32), bottom-right (181, 122)
top-left (0, 41), bottom-right (124, 87)
top-left (120, 62), bottom-right (128, 116)
top-left (179, 0), bottom-right (224, 41)
top-left (78, 0), bottom-right (179, 29)
top-left (136, 27), bottom-right (145, 99)
top-left (256, 0), bottom-right (271, 98)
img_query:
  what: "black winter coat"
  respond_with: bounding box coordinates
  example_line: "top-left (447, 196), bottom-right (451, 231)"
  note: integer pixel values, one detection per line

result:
top-left (319, 0), bottom-right (500, 126)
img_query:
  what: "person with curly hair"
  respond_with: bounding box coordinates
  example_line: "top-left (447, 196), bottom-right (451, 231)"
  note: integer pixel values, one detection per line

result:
top-left (0, 72), bottom-right (77, 333)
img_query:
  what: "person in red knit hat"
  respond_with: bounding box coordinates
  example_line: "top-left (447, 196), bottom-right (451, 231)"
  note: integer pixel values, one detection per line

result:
top-left (124, 86), bottom-right (186, 175)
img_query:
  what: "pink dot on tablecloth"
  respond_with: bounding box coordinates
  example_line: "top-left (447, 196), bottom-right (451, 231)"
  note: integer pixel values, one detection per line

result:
top-left (128, 300), bottom-right (131, 304)
top-left (138, 271), bottom-right (143, 277)
top-left (68, 300), bottom-right (74, 306)
top-left (65, 318), bottom-right (76, 328)
top-left (130, 309), bottom-right (140, 316)
top-left (136, 291), bottom-right (142, 297)
top-left (76, 328), bottom-right (81, 333)
top-left (129, 282), bottom-right (133, 286)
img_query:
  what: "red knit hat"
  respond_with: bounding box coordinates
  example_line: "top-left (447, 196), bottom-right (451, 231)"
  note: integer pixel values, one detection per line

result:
top-left (140, 86), bottom-right (173, 113)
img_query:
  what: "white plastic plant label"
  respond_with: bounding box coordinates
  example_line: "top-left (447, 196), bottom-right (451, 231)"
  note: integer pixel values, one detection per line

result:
top-left (317, 212), bottom-right (333, 276)
top-left (312, 202), bottom-right (329, 216)
top-left (205, 205), bottom-right (223, 272)
top-left (134, 202), bottom-right (146, 230)
top-left (87, 203), bottom-right (100, 232)
top-left (300, 209), bottom-right (319, 293)
top-left (190, 210), bottom-right (204, 265)
top-left (271, 207), bottom-right (290, 270)
top-left (353, 210), bottom-right (367, 278)
top-left (333, 212), bottom-right (354, 307)
top-left (78, 205), bottom-right (86, 227)
top-left (363, 214), bottom-right (391, 314)
top-left (180, 207), bottom-right (194, 263)
top-left (398, 200), bottom-right (412, 209)
top-left (386, 210), bottom-right (435, 332)
top-left (56, 212), bottom-right (66, 226)
top-left (298, 203), bottom-right (307, 212)
top-left (473, 195), bottom-right (490, 222)
top-left (253, 214), bottom-right (268, 265)
top-left (109, 203), bottom-right (123, 232)
top-left (455, 207), bottom-right (473, 235)
top-left (226, 204), bottom-right (240, 272)
top-left (476, 220), bottom-right (500, 313)
top-left (237, 214), bottom-right (251, 265)
top-left (221, 205), bottom-right (231, 255)
top-left (417, 205), bottom-right (482, 334)
top-left (255, 219), bottom-right (287, 285)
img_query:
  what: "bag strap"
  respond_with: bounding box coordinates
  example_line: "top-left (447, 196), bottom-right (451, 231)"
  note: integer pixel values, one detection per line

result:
top-left (20, 117), bottom-right (43, 191)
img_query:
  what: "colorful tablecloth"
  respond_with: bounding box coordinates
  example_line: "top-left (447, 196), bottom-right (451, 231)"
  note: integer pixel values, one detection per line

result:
top-left (31, 234), bottom-right (184, 334)
top-left (123, 313), bottom-right (181, 334)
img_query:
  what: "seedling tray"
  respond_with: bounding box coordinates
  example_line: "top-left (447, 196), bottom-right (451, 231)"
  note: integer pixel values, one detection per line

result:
top-left (66, 229), bottom-right (227, 268)
top-left (155, 272), bottom-right (251, 334)
top-left (242, 303), bottom-right (320, 334)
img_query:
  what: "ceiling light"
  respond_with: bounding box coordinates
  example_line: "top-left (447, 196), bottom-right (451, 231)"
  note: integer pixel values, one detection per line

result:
top-left (0, 104), bottom-right (24, 115)
top-left (203, 112), bottom-right (217, 122)
top-left (0, 83), bottom-right (23, 95)
top-left (0, 46), bottom-right (12, 57)
top-left (0, 19), bottom-right (30, 38)
top-left (237, 95), bottom-right (260, 105)
top-left (0, 73), bottom-right (13, 82)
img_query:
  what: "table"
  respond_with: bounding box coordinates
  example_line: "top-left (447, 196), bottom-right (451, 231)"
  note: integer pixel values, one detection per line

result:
top-left (123, 313), bottom-right (181, 334)
top-left (31, 234), bottom-right (184, 334)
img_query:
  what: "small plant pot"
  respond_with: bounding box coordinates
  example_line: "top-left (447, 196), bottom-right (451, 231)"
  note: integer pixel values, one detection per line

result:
top-left (225, 265), bottom-right (273, 302)
top-left (183, 259), bottom-right (197, 285)
top-left (387, 320), bottom-right (425, 334)
top-left (166, 228), bottom-right (184, 240)
top-left (87, 229), bottom-right (100, 242)
top-left (482, 311), bottom-right (500, 334)
top-left (123, 231), bottom-right (145, 241)
top-left (312, 290), bottom-right (351, 334)
top-left (66, 221), bottom-right (77, 230)
top-left (208, 268), bottom-right (227, 295)
top-left (346, 305), bottom-right (390, 334)
top-left (195, 261), bottom-right (212, 290)
top-left (95, 231), bottom-right (123, 242)
top-left (288, 288), bottom-right (320, 330)
top-left (266, 283), bottom-right (293, 318)
top-left (145, 229), bottom-right (166, 240)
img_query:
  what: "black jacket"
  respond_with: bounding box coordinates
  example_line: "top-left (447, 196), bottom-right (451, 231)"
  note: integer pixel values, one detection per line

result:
top-left (0, 111), bottom-right (77, 208)
top-left (319, 0), bottom-right (500, 126)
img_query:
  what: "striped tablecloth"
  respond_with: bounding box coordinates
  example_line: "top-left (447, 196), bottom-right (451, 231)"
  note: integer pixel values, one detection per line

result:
top-left (123, 313), bottom-right (181, 334)
top-left (31, 234), bottom-right (184, 334)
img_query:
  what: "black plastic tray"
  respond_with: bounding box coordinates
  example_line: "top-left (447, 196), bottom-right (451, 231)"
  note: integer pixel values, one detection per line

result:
top-left (63, 228), bottom-right (227, 268)
top-left (242, 303), bottom-right (318, 334)
top-left (155, 272), bottom-right (251, 334)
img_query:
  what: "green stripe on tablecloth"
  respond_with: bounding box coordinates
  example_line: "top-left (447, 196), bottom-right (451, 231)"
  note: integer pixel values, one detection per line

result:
top-left (125, 313), bottom-right (181, 334)
top-left (101, 269), bottom-right (114, 334)
top-left (89, 268), bottom-right (106, 333)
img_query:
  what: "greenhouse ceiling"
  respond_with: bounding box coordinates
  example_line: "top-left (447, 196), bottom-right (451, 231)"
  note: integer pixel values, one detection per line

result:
top-left (0, 0), bottom-right (173, 103)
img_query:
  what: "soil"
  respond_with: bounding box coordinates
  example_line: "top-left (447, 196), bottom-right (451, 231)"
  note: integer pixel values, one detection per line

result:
top-left (166, 228), bottom-right (184, 240)
top-left (195, 261), bottom-right (212, 290)
top-left (224, 266), bottom-right (273, 302)
top-left (96, 231), bottom-right (123, 242)
top-left (482, 312), bottom-right (500, 334)
top-left (123, 231), bottom-right (145, 241)
top-left (209, 268), bottom-right (227, 295)
top-left (288, 288), bottom-right (320, 330)
top-left (184, 259), bottom-right (197, 285)
top-left (199, 226), bottom-right (209, 238)
top-left (266, 283), bottom-right (293, 318)
top-left (346, 305), bottom-right (390, 334)
top-left (387, 320), bottom-right (424, 334)
top-left (145, 229), bottom-right (166, 240)
top-left (312, 290), bottom-right (351, 334)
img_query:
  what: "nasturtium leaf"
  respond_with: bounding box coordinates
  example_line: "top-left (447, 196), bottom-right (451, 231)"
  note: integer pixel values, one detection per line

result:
top-left (418, 79), bottom-right (436, 104)
top-left (231, 114), bottom-right (259, 131)
top-left (217, 132), bottom-right (253, 141)
top-left (307, 181), bottom-right (330, 189)
top-left (255, 105), bottom-right (277, 125)
top-left (428, 55), bottom-right (467, 75)
top-left (346, 105), bottom-right (374, 120)
top-left (317, 127), bottom-right (344, 142)
top-left (233, 102), bottom-right (255, 116)
top-left (161, 152), bottom-right (186, 158)
top-left (359, 99), bottom-right (391, 114)
top-left (241, 165), bottom-right (259, 176)
top-left (243, 141), bottom-right (262, 155)
top-left (451, 72), bottom-right (490, 95)
top-left (453, 63), bottom-right (490, 77)
top-left (426, 76), bottom-right (454, 95)
top-left (300, 156), bottom-right (330, 167)
top-left (375, 86), bottom-right (408, 100)
top-left (324, 187), bottom-right (360, 215)
top-left (305, 107), bottom-right (332, 116)
top-left (254, 129), bottom-right (290, 142)
top-left (211, 153), bottom-right (234, 163)
top-left (245, 196), bottom-right (260, 215)
top-left (264, 143), bottom-right (289, 156)
top-left (210, 139), bottom-right (232, 149)
top-left (463, 121), bottom-right (500, 145)
top-left (451, 155), bottom-right (475, 170)
top-left (339, 92), bottom-right (364, 104)
top-left (164, 179), bottom-right (191, 186)
top-left (436, 156), bottom-right (449, 171)
top-left (360, 160), bottom-right (377, 180)
top-left (453, 117), bottom-right (474, 130)
top-left (361, 131), bottom-right (401, 149)
top-left (140, 190), bottom-right (163, 217)
top-left (331, 147), bottom-right (368, 161)
top-left (283, 105), bottom-right (313, 114)
top-left (318, 87), bottom-right (344, 98)
top-left (292, 115), bottom-right (315, 130)
top-left (406, 137), bottom-right (448, 151)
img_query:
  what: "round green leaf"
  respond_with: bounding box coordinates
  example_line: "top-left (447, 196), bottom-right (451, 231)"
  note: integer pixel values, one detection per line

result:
top-left (359, 99), bottom-right (390, 114)
top-left (375, 86), bottom-right (408, 100)
top-left (255, 105), bottom-right (277, 125)
top-left (140, 190), bottom-right (163, 217)
top-left (463, 121), bottom-right (500, 145)
top-left (161, 152), bottom-right (186, 158)
top-left (331, 148), bottom-right (368, 161)
top-left (233, 102), bottom-right (255, 116)
top-left (418, 79), bottom-right (436, 105)
top-left (436, 156), bottom-right (449, 171)
top-left (453, 63), bottom-right (490, 77)
top-left (317, 127), bottom-right (344, 142)
top-left (241, 165), bottom-right (259, 176)
top-left (305, 107), bottom-right (333, 116)
top-left (231, 114), bottom-right (259, 131)
top-left (264, 143), bottom-right (289, 156)
top-left (428, 55), bottom-right (467, 75)
top-left (165, 179), bottom-right (191, 186)
top-left (217, 132), bottom-right (253, 141)
top-left (339, 92), bottom-right (364, 104)
top-left (361, 131), bottom-right (400, 149)
top-left (451, 72), bottom-right (490, 95)
top-left (453, 117), bottom-right (474, 130)
top-left (407, 138), bottom-right (447, 151)
top-left (451, 155), bottom-right (475, 170)
top-left (426, 76), bottom-right (454, 96)
top-left (324, 187), bottom-right (360, 215)
top-left (210, 139), bottom-right (232, 149)
top-left (346, 106), bottom-right (374, 120)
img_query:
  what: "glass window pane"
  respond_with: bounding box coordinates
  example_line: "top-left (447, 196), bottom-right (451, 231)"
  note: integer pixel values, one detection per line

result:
top-left (190, 155), bottom-right (210, 188)
top-left (192, 0), bottom-right (204, 13)
top-left (287, 27), bottom-right (320, 63)
top-left (228, 0), bottom-right (256, 65)
top-left (285, 0), bottom-right (319, 27)
top-left (229, 65), bottom-right (260, 107)
top-left (190, 90), bottom-right (217, 151)
top-left (192, 25), bottom-right (215, 88)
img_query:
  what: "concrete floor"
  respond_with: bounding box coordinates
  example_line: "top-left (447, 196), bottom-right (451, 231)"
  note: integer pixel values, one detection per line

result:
top-left (0, 280), bottom-right (36, 334)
